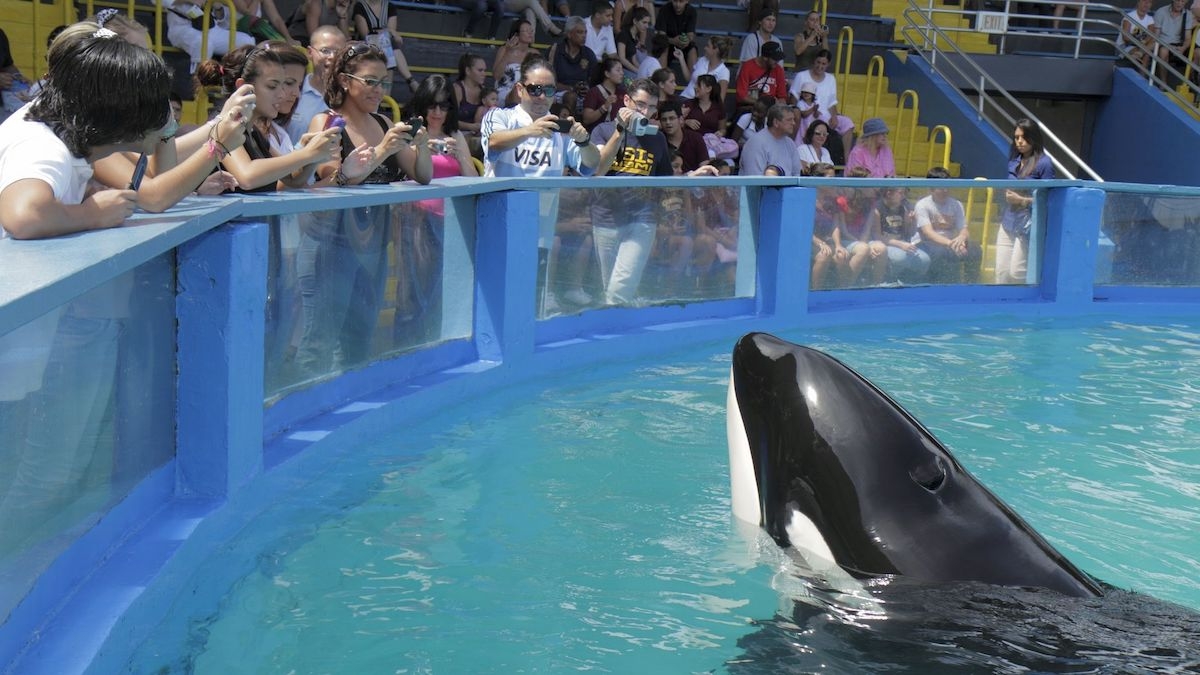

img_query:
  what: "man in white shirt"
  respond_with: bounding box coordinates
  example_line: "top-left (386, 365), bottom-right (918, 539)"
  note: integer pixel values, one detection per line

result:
top-left (586, 1), bottom-right (617, 59)
top-left (914, 167), bottom-right (981, 283)
top-left (482, 57), bottom-right (600, 313)
top-left (288, 25), bottom-right (347, 144)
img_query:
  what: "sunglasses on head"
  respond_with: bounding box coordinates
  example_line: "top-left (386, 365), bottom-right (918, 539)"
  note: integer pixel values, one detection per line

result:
top-left (521, 82), bottom-right (553, 97)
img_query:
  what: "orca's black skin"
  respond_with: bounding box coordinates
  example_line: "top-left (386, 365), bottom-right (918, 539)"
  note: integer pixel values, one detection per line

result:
top-left (730, 332), bottom-right (1103, 598)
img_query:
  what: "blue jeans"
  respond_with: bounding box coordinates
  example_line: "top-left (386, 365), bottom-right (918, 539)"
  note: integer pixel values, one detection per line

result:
top-left (593, 221), bottom-right (657, 305)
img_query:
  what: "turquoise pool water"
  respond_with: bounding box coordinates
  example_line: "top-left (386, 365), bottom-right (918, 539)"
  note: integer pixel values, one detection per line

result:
top-left (120, 318), bottom-right (1200, 673)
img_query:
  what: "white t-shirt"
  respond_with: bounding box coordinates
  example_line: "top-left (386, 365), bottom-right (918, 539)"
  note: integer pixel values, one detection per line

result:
top-left (481, 104), bottom-right (593, 246)
top-left (679, 56), bottom-right (730, 99)
top-left (737, 31), bottom-right (782, 64)
top-left (636, 56), bottom-right (661, 79)
top-left (1116, 9), bottom-right (1155, 51)
top-left (797, 143), bottom-right (832, 167)
top-left (586, 20), bottom-right (617, 58)
top-left (790, 70), bottom-right (839, 112)
top-left (0, 105), bottom-right (89, 399)
top-left (0, 104), bottom-right (93, 239)
top-left (914, 193), bottom-right (966, 243)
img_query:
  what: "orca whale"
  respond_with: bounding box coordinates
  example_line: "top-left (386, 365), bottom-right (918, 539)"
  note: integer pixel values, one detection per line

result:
top-left (726, 332), bottom-right (1104, 598)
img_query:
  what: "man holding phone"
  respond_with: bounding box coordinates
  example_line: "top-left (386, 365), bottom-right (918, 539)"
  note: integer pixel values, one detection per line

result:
top-left (481, 57), bottom-right (600, 313)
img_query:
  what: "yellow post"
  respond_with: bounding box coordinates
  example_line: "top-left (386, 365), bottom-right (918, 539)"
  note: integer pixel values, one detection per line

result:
top-left (195, 0), bottom-right (240, 124)
top-left (896, 89), bottom-right (919, 177)
top-left (813, 0), bottom-right (827, 26)
top-left (969, 179), bottom-right (996, 281)
top-left (835, 26), bottom-right (853, 108)
top-left (381, 95), bottom-right (401, 123)
top-left (859, 55), bottom-right (884, 123)
top-left (927, 124), bottom-right (952, 176)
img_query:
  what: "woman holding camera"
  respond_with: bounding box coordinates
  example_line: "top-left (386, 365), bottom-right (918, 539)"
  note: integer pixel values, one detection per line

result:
top-left (793, 11), bottom-right (829, 71)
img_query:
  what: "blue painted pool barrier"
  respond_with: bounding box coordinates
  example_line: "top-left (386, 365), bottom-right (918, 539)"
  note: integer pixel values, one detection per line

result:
top-left (2, 177), bottom-right (1200, 674)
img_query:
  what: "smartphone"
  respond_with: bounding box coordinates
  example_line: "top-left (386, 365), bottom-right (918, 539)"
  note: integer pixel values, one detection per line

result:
top-left (554, 118), bottom-right (574, 133)
top-left (128, 152), bottom-right (149, 190)
top-left (407, 117), bottom-right (423, 134)
top-left (324, 113), bottom-right (346, 130)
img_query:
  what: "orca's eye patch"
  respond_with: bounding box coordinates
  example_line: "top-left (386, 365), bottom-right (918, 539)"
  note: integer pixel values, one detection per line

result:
top-left (910, 460), bottom-right (947, 492)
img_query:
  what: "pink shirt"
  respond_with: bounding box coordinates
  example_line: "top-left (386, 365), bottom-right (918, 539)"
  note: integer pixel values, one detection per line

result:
top-left (845, 142), bottom-right (896, 178)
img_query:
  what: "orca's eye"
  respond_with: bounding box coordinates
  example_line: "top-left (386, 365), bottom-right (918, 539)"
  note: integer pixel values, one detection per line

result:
top-left (910, 460), bottom-right (947, 492)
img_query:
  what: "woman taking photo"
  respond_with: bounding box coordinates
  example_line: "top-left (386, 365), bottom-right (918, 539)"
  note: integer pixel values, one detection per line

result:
top-left (196, 46), bottom-right (356, 192)
top-left (393, 75), bottom-right (478, 344)
top-left (295, 42), bottom-right (432, 375)
top-left (994, 117), bottom-right (1054, 284)
top-left (308, 42), bottom-right (431, 186)
top-left (793, 10), bottom-right (828, 71)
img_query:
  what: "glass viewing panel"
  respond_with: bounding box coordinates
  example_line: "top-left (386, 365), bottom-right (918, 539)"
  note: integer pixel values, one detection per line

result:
top-left (265, 197), bottom-right (476, 401)
top-left (0, 254), bottom-right (177, 624)
top-left (1099, 191), bottom-right (1200, 286)
top-left (537, 185), bottom-right (754, 319)
top-left (809, 181), bottom-right (1043, 289)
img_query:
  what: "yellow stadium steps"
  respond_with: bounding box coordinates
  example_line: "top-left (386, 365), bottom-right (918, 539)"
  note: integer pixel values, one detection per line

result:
top-left (871, 0), bottom-right (997, 54)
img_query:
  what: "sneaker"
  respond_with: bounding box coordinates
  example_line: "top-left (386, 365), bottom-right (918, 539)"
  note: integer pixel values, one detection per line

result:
top-left (542, 293), bottom-right (563, 317)
top-left (563, 288), bottom-right (593, 305)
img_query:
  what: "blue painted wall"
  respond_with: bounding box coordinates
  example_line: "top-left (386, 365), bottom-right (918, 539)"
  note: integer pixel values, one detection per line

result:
top-left (1090, 69), bottom-right (1200, 186)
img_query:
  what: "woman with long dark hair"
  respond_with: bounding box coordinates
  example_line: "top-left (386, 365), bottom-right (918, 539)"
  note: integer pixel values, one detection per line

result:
top-left (452, 53), bottom-right (488, 136)
top-left (683, 73), bottom-right (723, 136)
top-left (994, 117), bottom-right (1054, 284)
top-left (393, 75), bottom-right (477, 344)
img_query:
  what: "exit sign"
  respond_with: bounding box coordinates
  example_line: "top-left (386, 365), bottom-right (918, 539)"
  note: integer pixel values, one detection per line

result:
top-left (977, 11), bottom-right (1009, 33)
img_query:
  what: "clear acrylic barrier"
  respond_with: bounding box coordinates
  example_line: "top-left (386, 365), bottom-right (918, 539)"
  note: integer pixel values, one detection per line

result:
top-left (809, 180), bottom-right (1043, 289)
top-left (265, 197), bottom-right (475, 401)
top-left (537, 185), bottom-right (755, 318)
top-left (1100, 191), bottom-right (1200, 286)
top-left (0, 253), bottom-right (176, 623)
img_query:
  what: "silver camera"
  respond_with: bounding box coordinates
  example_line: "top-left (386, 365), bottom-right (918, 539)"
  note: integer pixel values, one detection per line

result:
top-left (628, 111), bottom-right (658, 137)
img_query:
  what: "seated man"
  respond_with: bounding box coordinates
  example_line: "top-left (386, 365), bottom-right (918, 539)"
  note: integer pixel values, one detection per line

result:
top-left (734, 41), bottom-right (790, 114)
top-left (1116, 0), bottom-right (1159, 69)
top-left (548, 16), bottom-right (599, 113)
top-left (1154, 0), bottom-right (1194, 75)
top-left (914, 167), bottom-right (982, 284)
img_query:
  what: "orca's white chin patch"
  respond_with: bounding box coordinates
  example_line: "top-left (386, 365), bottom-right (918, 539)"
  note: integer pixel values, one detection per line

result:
top-left (727, 368), bottom-right (760, 528)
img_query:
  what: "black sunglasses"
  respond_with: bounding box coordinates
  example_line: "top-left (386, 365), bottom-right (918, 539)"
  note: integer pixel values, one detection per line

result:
top-left (521, 82), bottom-right (553, 97)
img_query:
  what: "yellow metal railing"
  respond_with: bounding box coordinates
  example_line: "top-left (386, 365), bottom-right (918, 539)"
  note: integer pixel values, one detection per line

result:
top-left (895, 89), bottom-right (919, 177)
top-left (194, 0), bottom-right (240, 124)
top-left (814, 0), bottom-right (827, 26)
top-left (381, 95), bottom-right (401, 123)
top-left (967, 179), bottom-right (996, 280)
top-left (927, 124), bottom-right (952, 175)
top-left (858, 54), bottom-right (885, 123)
top-left (834, 26), bottom-right (853, 109)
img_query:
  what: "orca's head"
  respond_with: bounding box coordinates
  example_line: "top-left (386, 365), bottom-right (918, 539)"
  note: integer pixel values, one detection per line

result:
top-left (726, 333), bottom-right (1102, 597)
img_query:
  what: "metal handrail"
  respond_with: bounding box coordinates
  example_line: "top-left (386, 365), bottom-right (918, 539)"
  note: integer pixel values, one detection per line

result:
top-left (899, 0), bottom-right (1104, 181)
top-left (814, 0), bottom-right (827, 27)
top-left (907, 0), bottom-right (1200, 119)
top-left (195, 0), bottom-right (240, 124)
top-left (381, 95), bottom-right (401, 122)
top-left (896, 89), bottom-right (919, 177)
top-left (835, 25), bottom-right (853, 108)
top-left (859, 54), bottom-right (885, 123)
top-left (928, 124), bottom-right (952, 175)
top-left (967, 179), bottom-right (997, 279)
